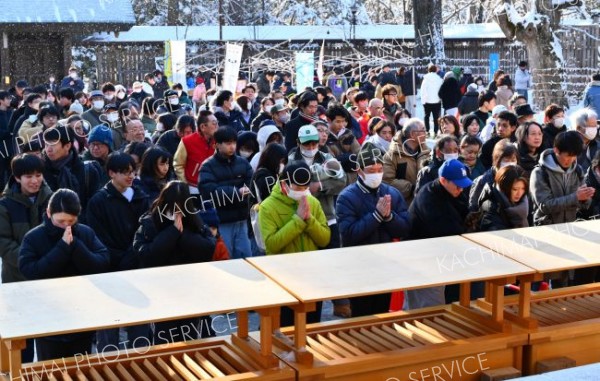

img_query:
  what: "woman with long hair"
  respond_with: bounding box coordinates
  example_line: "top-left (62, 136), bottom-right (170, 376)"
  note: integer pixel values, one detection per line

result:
top-left (133, 180), bottom-right (216, 344)
top-left (516, 121), bottom-right (544, 179)
top-left (138, 147), bottom-right (176, 203)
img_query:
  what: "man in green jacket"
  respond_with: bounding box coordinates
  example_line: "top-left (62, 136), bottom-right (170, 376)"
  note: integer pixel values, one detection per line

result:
top-left (258, 160), bottom-right (330, 327)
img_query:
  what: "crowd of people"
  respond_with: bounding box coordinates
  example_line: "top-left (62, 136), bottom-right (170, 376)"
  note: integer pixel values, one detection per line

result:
top-left (0, 61), bottom-right (599, 361)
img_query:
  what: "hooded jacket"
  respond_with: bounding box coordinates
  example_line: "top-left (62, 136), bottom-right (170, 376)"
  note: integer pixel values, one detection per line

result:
top-left (414, 154), bottom-right (444, 195)
top-left (530, 149), bottom-right (589, 225)
top-left (457, 90), bottom-right (479, 117)
top-left (438, 77), bottom-right (462, 110)
top-left (478, 183), bottom-right (529, 231)
top-left (583, 81), bottom-right (600, 113)
top-left (0, 180), bottom-right (53, 283)
top-left (250, 125), bottom-right (282, 171)
top-left (213, 106), bottom-right (245, 133)
top-left (383, 135), bottom-right (430, 204)
top-left (258, 182), bottom-right (330, 254)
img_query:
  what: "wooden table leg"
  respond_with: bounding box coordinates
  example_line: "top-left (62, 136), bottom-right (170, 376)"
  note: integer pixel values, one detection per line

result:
top-left (6, 339), bottom-right (25, 381)
top-left (237, 311), bottom-right (249, 339)
top-left (518, 281), bottom-right (531, 319)
top-left (292, 303), bottom-right (314, 365)
top-left (0, 339), bottom-right (8, 373)
top-left (259, 309), bottom-right (273, 358)
top-left (459, 282), bottom-right (471, 308)
top-left (490, 283), bottom-right (504, 323)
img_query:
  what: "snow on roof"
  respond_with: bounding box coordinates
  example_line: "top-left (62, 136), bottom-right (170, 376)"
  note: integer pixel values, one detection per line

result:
top-left (84, 19), bottom-right (596, 44)
top-left (0, 0), bottom-right (135, 24)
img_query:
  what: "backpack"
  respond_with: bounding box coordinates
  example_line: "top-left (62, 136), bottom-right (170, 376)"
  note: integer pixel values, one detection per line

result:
top-left (250, 182), bottom-right (266, 251)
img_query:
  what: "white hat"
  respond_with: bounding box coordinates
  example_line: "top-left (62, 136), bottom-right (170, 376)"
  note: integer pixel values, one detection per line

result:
top-left (492, 105), bottom-right (508, 117)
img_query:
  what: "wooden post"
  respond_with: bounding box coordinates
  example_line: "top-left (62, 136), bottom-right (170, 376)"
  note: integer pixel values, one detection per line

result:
top-left (6, 339), bottom-right (25, 381)
top-left (237, 310), bottom-right (248, 339)
top-left (0, 339), bottom-right (8, 373)
top-left (490, 283), bottom-right (504, 323)
top-left (258, 310), bottom-right (273, 357)
top-left (459, 282), bottom-right (471, 308)
top-left (518, 280), bottom-right (531, 319)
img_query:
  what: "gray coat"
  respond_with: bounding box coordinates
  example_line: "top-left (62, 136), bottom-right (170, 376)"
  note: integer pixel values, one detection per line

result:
top-left (530, 149), bottom-right (590, 225)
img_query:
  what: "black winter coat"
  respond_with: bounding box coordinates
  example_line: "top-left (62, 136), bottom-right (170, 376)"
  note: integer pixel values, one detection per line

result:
top-left (478, 183), bottom-right (529, 231)
top-left (285, 114), bottom-right (318, 152)
top-left (457, 91), bottom-right (479, 117)
top-left (438, 78), bottom-right (462, 110)
top-left (414, 155), bottom-right (444, 194)
top-left (581, 166), bottom-right (600, 220)
top-left (250, 167), bottom-right (278, 204)
top-left (198, 152), bottom-right (253, 223)
top-left (86, 182), bottom-right (149, 271)
top-left (409, 179), bottom-right (469, 239)
top-left (541, 123), bottom-right (566, 151)
top-left (19, 215), bottom-right (109, 280)
top-left (156, 129), bottom-right (181, 156)
top-left (133, 212), bottom-right (216, 268)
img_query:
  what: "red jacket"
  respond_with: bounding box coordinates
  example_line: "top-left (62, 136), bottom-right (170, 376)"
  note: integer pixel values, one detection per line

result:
top-left (181, 133), bottom-right (215, 186)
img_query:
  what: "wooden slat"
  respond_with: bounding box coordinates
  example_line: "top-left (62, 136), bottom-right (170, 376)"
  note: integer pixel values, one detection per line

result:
top-left (183, 353), bottom-right (211, 380)
top-left (61, 371), bottom-right (74, 381)
top-left (381, 324), bottom-right (422, 348)
top-left (392, 323), bottom-right (430, 346)
top-left (207, 349), bottom-right (237, 375)
top-left (75, 369), bottom-right (90, 381)
top-left (88, 367), bottom-right (104, 381)
top-left (326, 332), bottom-right (367, 356)
top-left (420, 319), bottom-right (463, 340)
top-left (546, 299), bottom-right (591, 321)
top-left (102, 365), bottom-right (120, 381)
top-left (306, 335), bottom-right (341, 360)
top-left (315, 334), bottom-right (355, 358)
top-left (414, 320), bottom-right (453, 341)
top-left (560, 298), bottom-right (600, 319)
top-left (169, 355), bottom-right (198, 381)
top-left (220, 346), bottom-right (257, 373)
top-left (192, 352), bottom-right (224, 378)
top-left (432, 316), bottom-right (473, 338)
top-left (338, 331), bottom-right (377, 354)
top-left (358, 328), bottom-right (398, 351)
top-left (442, 313), bottom-right (489, 335)
top-left (304, 344), bottom-right (329, 362)
top-left (348, 328), bottom-right (389, 352)
top-left (531, 304), bottom-right (569, 325)
top-left (369, 326), bottom-right (411, 349)
top-left (156, 357), bottom-right (183, 381)
top-left (129, 361), bottom-right (150, 381)
top-left (142, 359), bottom-right (168, 381)
top-left (115, 363), bottom-right (136, 381)
top-left (402, 321), bottom-right (445, 344)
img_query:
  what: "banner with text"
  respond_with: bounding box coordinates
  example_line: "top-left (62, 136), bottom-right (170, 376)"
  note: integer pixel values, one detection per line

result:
top-left (164, 40), bottom-right (187, 90)
top-left (295, 52), bottom-right (314, 92)
top-left (223, 43), bottom-right (244, 93)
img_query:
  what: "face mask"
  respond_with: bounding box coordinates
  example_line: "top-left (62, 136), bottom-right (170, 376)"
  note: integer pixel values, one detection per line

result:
top-left (163, 211), bottom-right (176, 221)
top-left (476, 81), bottom-right (483, 86)
top-left (301, 147), bottom-right (318, 158)
top-left (207, 95), bottom-right (214, 104)
top-left (107, 113), bottom-right (119, 123)
top-left (279, 113), bottom-right (290, 123)
top-left (156, 122), bottom-right (164, 132)
top-left (49, 78), bottom-right (55, 83)
top-left (443, 153), bottom-right (459, 161)
top-left (585, 127), bottom-right (597, 140)
top-left (553, 118), bottom-right (564, 128)
top-left (177, 90), bottom-right (183, 97)
top-left (169, 98), bottom-right (179, 106)
top-left (105, 93), bottom-right (115, 101)
top-left (279, 163), bottom-right (285, 174)
top-left (265, 105), bottom-right (273, 113)
top-left (239, 150), bottom-right (252, 158)
top-left (92, 100), bottom-right (104, 110)
top-left (361, 172), bottom-right (383, 188)
top-left (287, 187), bottom-right (310, 201)
top-left (117, 92), bottom-right (125, 100)
top-left (155, 76), bottom-right (162, 82)
top-left (28, 115), bottom-right (37, 123)
top-left (500, 161), bottom-right (517, 168)
top-left (69, 72), bottom-right (77, 79)
top-left (275, 99), bottom-right (285, 107)
top-left (133, 88), bottom-right (142, 94)
top-left (398, 117), bottom-right (408, 126)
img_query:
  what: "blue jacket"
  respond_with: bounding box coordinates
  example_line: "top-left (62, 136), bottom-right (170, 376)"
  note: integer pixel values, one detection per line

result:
top-left (60, 76), bottom-right (85, 93)
top-left (583, 82), bottom-right (600, 113)
top-left (336, 178), bottom-right (410, 246)
top-left (198, 152), bottom-right (253, 223)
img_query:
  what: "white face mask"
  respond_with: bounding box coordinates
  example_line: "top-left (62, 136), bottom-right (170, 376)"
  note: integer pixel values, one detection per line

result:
top-left (399, 117), bottom-right (408, 126)
top-left (287, 187), bottom-right (310, 201)
top-left (207, 95), bottom-right (214, 104)
top-left (169, 97), bottom-right (180, 106)
top-left (500, 161), bottom-right (517, 168)
top-left (107, 112), bottom-right (119, 123)
top-left (117, 92), bottom-right (126, 100)
top-left (361, 172), bottom-right (383, 188)
top-left (443, 153), bottom-right (459, 161)
top-left (279, 163), bottom-right (285, 174)
top-left (28, 115), bottom-right (37, 123)
top-left (133, 88), bottom-right (142, 94)
top-left (301, 147), bottom-right (318, 158)
top-left (265, 105), bottom-right (273, 113)
top-left (92, 100), bottom-right (104, 110)
top-left (49, 77), bottom-right (55, 83)
top-left (105, 93), bottom-right (115, 101)
top-left (239, 150), bottom-right (252, 158)
top-left (275, 99), bottom-right (285, 107)
top-left (585, 127), bottom-right (597, 140)
top-left (553, 118), bottom-right (564, 128)
top-left (279, 113), bottom-right (290, 123)
top-left (156, 122), bottom-right (164, 132)
top-left (69, 72), bottom-right (77, 79)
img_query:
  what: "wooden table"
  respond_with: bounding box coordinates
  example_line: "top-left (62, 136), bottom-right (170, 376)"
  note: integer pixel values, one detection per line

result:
top-left (463, 221), bottom-right (600, 374)
top-left (248, 235), bottom-right (535, 368)
top-left (0, 259), bottom-right (298, 380)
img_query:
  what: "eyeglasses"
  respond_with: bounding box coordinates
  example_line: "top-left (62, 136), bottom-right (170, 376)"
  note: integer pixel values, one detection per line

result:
top-left (386, 93), bottom-right (398, 97)
top-left (119, 170), bottom-right (135, 177)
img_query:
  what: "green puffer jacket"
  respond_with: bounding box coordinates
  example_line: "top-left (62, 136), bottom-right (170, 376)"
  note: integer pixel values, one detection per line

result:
top-left (259, 182), bottom-right (330, 255)
top-left (0, 179), bottom-right (53, 283)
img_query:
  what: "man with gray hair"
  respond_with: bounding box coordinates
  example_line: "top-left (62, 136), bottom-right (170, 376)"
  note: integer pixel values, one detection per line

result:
top-left (571, 107), bottom-right (599, 172)
top-left (383, 118), bottom-right (430, 205)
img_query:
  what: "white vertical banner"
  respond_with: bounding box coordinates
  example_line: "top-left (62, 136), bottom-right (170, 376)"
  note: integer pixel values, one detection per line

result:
top-left (317, 40), bottom-right (325, 84)
top-left (169, 40), bottom-right (188, 90)
top-left (223, 43), bottom-right (244, 93)
top-left (295, 52), bottom-right (314, 92)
